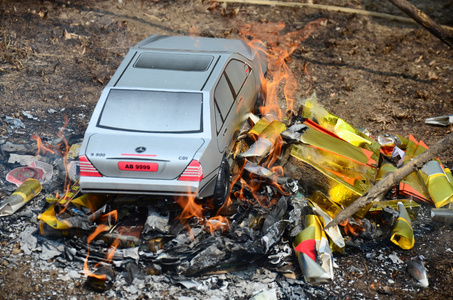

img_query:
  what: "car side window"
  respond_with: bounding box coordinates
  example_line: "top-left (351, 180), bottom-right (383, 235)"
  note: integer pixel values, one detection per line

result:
top-left (214, 59), bottom-right (252, 135)
top-left (225, 59), bottom-right (249, 96)
top-left (214, 73), bottom-right (234, 120)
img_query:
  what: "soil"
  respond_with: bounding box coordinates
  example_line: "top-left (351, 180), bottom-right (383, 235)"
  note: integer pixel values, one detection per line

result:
top-left (0, 0), bottom-right (452, 299)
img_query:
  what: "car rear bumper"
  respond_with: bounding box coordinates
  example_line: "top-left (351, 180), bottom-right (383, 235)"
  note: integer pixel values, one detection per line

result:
top-left (79, 175), bottom-right (216, 198)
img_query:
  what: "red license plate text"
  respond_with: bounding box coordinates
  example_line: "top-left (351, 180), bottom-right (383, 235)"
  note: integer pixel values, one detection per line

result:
top-left (118, 162), bottom-right (158, 172)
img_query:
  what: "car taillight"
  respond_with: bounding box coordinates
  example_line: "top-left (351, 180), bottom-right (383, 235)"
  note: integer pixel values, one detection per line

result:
top-left (178, 160), bottom-right (203, 181)
top-left (79, 155), bottom-right (102, 177)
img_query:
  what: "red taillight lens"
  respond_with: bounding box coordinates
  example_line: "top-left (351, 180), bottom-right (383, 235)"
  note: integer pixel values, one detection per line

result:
top-left (79, 155), bottom-right (102, 177)
top-left (178, 160), bottom-right (203, 181)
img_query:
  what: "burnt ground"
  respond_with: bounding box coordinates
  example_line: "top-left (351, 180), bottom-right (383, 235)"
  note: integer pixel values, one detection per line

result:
top-left (0, 0), bottom-right (453, 299)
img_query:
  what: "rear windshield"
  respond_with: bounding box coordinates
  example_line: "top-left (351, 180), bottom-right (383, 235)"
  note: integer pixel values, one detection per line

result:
top-left (98, 89), bottom-right (203, 133)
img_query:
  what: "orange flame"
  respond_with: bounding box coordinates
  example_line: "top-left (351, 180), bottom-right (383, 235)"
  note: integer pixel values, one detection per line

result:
top-left (205, 216), bottom-right (230, 234)
top-left (175, 191), bottom-right (204, 225)
top-left (30, 134), bottom-right (55, 156)
top-left (31, 116), bottom-right (72, 202)
top-left (340, 219), bottom-right (365, 237)
top-left (83, 224), bottom-right (111, 280)
top-left (83, 210), bottom-right (120, 280)
top-left (240, 19), bottom-right (327, 118)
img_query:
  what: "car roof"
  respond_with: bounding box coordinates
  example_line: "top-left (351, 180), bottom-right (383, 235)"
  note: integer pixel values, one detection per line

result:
top-left (135, 35), bottom-right (255, 60)
top-left (112, 35), bottom-right (256, 91)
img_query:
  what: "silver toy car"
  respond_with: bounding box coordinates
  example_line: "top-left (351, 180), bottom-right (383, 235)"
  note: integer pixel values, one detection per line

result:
top-left (79, 34), bottom-right (267, 208)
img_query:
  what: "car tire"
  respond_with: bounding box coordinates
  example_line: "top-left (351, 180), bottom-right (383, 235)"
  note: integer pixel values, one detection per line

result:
top-left (254, 86), bottom-right (266, 114)
top-left (212, 158), bottom-right (231, 211)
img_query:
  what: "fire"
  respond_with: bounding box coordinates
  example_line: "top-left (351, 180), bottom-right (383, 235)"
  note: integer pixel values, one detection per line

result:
top-left (340, 218), bottom-right (365, 237)
top-left (205, 215), bottom-right (230, 234)
top-left (175, 191), bottom-right (204, 225)
top-left (83, 211), bottom-right (120, 280)
top-left (240, 19), bottom-right (327, 118)
top-left (30, 134), bottom-right (55, 156)
top-left (175, 20), bottom-right (327, 233)
top-left (175, 189), bottom-right (233, 234)
top-left (31, 116), bottom-right (75, 209)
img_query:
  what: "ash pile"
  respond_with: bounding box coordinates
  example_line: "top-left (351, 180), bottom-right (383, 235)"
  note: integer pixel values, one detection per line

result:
top-left (1, 95), bottom-right (452, 299)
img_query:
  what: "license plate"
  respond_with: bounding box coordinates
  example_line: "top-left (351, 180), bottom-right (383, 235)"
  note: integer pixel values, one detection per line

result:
top-left (118, 162), bottom-right (158, 172)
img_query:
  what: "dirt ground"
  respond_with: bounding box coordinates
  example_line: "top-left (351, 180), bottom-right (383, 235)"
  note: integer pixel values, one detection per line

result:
top-left (0, 0), bottom-right (453, 299)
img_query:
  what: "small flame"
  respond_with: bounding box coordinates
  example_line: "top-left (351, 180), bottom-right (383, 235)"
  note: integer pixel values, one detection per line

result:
top-left (30, 134), bottom-right (55, 156)
top-left (83, 224), bottom-right (111, 280)
top-left (205, 216), bottom-right (230, 234)
top-left (175, 191), bottom-right (204, 225)
top-left (175, 188), bottom-right (234, 234)
top-left (83, 210), bottom-right (120, 280)
top-left (340, 219), bottom-right (365, 237)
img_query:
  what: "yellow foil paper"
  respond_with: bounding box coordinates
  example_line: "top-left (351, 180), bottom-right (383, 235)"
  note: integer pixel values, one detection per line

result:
top-left (301, 94), bottom-right (381, 162)
top-left (420, 161), bottom-right (453, 208)
top-left (390, 202), bottom-right (415, 249)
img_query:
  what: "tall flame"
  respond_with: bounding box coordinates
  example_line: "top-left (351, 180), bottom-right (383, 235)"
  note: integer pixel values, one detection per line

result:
top-left (176, 20), bottom-right (327, 232)
top-left (240, 19), bottom-right (327, 118)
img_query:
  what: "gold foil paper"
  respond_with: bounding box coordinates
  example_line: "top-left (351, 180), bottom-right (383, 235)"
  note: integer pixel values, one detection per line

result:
top-left (390, 202), bottom-right (414, 249)
top-left (293, 214), bottom-right (333, 284)
top-left (0, 178), bottom-right (42, 217)
top-left (367, 199), bottom-right (420, 221)
top-left (301, 95), bottom-right (381, 164)
top-left (420, 161), bottom-right (453, 208)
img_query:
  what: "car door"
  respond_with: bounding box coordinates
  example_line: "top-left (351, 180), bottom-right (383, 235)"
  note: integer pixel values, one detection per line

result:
top-left (214, 58), bottom-right (255, 153)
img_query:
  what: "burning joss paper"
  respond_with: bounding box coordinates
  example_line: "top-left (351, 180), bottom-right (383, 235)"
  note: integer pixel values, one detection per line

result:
top-left (293, 214), bottom-right (333, 284)
top-left (240, 119), bottom-right (286, 159)
top-left (390, 202), bottom-right (414, 250)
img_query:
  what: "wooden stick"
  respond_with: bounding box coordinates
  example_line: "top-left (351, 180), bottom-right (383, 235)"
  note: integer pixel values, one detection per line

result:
top-left (324, 131), bottom-right (453, 230)
top-left (220, 0), bottom-right (453, 31)
top-left (387, 0), bottom-right (453, 49)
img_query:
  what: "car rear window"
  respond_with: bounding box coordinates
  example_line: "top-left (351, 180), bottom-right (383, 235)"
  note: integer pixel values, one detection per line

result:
top-left (98, 89), bottom-right (203, 133)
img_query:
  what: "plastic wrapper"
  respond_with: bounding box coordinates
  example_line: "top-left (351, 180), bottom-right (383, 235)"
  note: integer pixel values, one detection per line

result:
top-left (376, 162), bottom-right (397, 183)
top-left (390, 202), bottom-right (414, 250)
top-left (309, 191), bottom-right (341, 219)
top-left (378, 134), bottom-right (408, 157)
top-left (399, 135), bottom-right (430, 203)
top-left (312, 206), bottom-right (345, 253)
top-left (38, 194), bottom-right (111, 230)
top-left (420, 160), bottom-right (453, 208)
top-left (249, 117), bottom-right (271, 136)
top-left (0, 178), bottom-right (42, 217)
top-left (6, 166), bottom-right (45, 186)
top-left (289, 139), bottom-right (374, 208)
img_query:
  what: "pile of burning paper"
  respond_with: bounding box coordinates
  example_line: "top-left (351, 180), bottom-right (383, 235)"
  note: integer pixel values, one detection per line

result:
top-left (0, 93), bottom-right (441, 289)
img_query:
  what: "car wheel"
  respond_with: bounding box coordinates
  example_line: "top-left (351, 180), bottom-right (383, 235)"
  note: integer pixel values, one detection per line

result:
top-left (213, 158), bottom-right (231, 211)
top-left (254, 86), bottom-right (266, 114)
